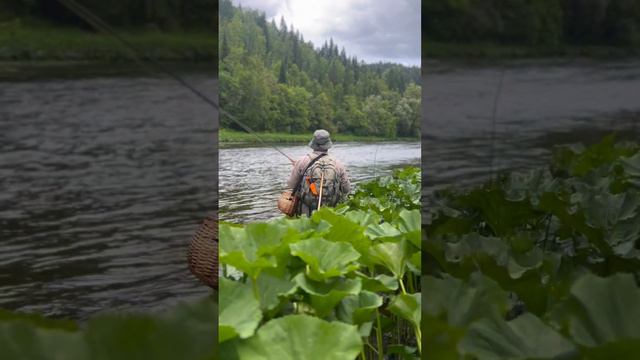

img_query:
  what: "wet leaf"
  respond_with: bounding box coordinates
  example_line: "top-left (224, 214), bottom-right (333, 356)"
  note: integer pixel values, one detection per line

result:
top-left (369, 239), bottom-right (412, 278)
top-left (459, 313), bottom-right (576, 359)
top-left (256, 271), bottom-right (298, 312)
top-left (219, 278), bottom-right (262, 342)
top-left (567, 273), bottom-right (640, 347)
top-left (294, 273), bottom-right (362, 317)
top-left (221, 315), bottom-right (362, 360)
top-left (336, 291), bottom-right (383, 325)
top-left (389, 293), bottom-right (420, 328)
top-left (289, 238), bottom-right (360, 281)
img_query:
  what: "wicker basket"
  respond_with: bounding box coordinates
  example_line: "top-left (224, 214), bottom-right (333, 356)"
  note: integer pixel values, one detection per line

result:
top-left (277, 190), bottom-right (298, 217)
top-left (187, 214), bottom-right (218, 289)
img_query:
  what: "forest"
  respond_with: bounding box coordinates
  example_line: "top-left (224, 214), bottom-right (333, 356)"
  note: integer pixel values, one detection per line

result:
top-left (423, 0), bottom-right (640, 47)
top-left (219, 0), bottom-right (421, 139)
top-left (0, 0), bottom-right (216, 31)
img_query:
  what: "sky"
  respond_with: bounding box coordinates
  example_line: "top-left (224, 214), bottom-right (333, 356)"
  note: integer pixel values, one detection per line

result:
top-left (231, 0), bottom-right (421, 67)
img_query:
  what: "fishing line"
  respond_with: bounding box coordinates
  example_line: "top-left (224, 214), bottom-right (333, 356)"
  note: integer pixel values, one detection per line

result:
top-left (56, 0), bottom-right (296, 163)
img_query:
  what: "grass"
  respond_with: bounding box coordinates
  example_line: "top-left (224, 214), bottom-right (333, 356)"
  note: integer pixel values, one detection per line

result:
top-left (424, 40), bottom-right (640, 60)
top-left (219, 129), bottom-right (419, 145)
top-left (0, 19), bottom-right (217, 62)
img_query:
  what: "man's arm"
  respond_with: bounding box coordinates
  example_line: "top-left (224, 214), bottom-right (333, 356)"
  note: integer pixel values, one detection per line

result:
top-left (287, 156), bottom-right (307, 189)
top-left (337, 160), bottom-right (351, 196)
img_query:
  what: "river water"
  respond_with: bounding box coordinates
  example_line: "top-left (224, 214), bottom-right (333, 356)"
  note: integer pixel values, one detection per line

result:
top-left (2, 60), bottom-right (639, 319)
top-left (219, 142), bottom-right (421, 223)
top-left (0, 71), bottom-right (217, 319)
top-left (423, 59), bottom-right (640, 197)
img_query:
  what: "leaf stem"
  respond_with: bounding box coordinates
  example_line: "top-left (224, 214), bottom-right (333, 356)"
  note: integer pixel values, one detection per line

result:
top-left (375, 309), bottom-right (384, 360)
top-left (415, 325), bottom-right (422, 355)
top-left (251, 277), bottom-right (260, 300)
top-left (407, 272), bottom-right (416, 294)
top-left (399, 277), bottom-right (407, 295)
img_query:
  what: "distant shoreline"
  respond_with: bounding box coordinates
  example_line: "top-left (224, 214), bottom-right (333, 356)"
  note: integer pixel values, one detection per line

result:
top-left (219, 129), bottom-right (420, 146)
top-left (424, 41), bottom-right (640, 59)
top-left (0, 22), bottom-right (216, 64)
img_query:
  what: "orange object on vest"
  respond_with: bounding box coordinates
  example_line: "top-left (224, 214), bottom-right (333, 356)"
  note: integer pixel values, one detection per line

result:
top-left (306, 177), bottom-right (318, 196)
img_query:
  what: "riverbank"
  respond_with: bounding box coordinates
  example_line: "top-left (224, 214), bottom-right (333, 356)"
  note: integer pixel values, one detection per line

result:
top-left (0, 21), bottom-right (216, 62)
top-left (219, 129), bottom-right (420, 145)
top-left (424, 41), bottom-right (640, 59)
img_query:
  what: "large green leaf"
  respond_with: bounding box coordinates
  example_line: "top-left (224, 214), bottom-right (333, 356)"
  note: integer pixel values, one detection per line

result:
top-left (256, 270), bottom-right (298, 312)
top-left (219, 223), bottom-right (280, 279)
top-left (219, 278), bottom-right (262, 342)
top-left (294, 273), bottom-right (362, 317)
top-left (312, 208), bottom-right (373, 263)
top-left (336, 291), bottom-right (383, 325)
top-left (397, 209), bottom-right (421, 248)
top-left (423, 273), bottom-right (509, 359)
top-left (364, 221), bottom-right (401, 239)
top-left (566, 273), bottom-right (640, 347)
top-left (358, 272), bottom-right (398, 292)
top-left (0, 299), bottom-right (218, 360)
top-left (389, 293), bottom-right (420, 328)
top-left (581, 191), bottom-right (638, 230)
top-left (0, 323), bottom-right (86, 360)
top-left (459, 313), bottom-right (576, 359)
top-left (289, 238), bottom-right (360, 281)
top-left (369, 239), bottom-right (412, 279)
top-left (221, 315), bottom-right (362, 360)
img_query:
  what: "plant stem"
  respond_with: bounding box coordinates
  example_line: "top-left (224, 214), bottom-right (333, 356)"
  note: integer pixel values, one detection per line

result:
top-left (407, 272), bottom-right (416, 294)
top-left (251, 277), bottom-right (260, 300)
top-left (415, 326), bottom-right (422, 355)
top-left (399, 277), bottom-right (407, 295)
top-left (375, 309), bottom-right (384, 360)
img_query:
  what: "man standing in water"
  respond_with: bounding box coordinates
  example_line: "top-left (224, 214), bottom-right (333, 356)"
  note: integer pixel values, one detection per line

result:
top-left (287, 129), bottom-right (351, 216)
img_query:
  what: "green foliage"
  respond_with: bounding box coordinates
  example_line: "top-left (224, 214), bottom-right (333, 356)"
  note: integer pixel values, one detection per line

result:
top-left (0, 20), bottom-right (216, 62)
top-left (426, 136), bottom-right (640, 359)
top-left (423, 0), bottom-right (640, 47)
top-left (0, 297), bottom-right (217, 360)
top-left (219, 0), bottom-right (420, 138)
top-left (1, 0), bottom-right (216, 31)
top-left (220, 167), bottom-right (422, 359)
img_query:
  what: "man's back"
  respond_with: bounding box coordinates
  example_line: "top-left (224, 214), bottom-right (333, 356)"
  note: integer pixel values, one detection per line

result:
top-left (285, 129), bottom-right (350, 216)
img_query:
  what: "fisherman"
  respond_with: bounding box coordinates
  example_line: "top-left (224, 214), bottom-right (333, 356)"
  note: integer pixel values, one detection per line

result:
top-left (287, 129), bottom-right (351, 217)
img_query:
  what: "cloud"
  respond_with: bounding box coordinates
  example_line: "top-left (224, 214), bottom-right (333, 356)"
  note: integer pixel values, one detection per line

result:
top-left (231, 0), bottom-right (421, 66)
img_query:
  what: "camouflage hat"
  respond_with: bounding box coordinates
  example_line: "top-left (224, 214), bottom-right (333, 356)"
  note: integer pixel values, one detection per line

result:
top-left (309, 129), bottom-right (333, 151)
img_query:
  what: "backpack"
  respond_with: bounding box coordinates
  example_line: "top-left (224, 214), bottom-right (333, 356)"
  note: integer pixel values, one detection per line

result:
top-left (299, 155), bottom-right (341, 209)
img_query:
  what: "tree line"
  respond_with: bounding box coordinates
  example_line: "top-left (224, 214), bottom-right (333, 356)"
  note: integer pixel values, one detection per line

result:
top-left (423, 0), bottom-right (640, 47)
top-left (219, 0), bottom-right (421, 138)
top-left (0, 0), bottom-right (216, 31)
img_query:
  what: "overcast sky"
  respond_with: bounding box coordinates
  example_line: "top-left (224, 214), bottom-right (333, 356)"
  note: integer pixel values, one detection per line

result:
top-left (231, 0), bottom-right (421, 67)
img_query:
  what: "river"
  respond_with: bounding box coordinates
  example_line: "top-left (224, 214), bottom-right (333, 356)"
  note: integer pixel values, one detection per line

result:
top-left (219, 142), bottom-right (421, 223)
top-left (2, 59), bottom-right (639, 319)
top-left (0, 70), bottom-right (217, 319)
top-left (423, 59), bottom-right (640, 198)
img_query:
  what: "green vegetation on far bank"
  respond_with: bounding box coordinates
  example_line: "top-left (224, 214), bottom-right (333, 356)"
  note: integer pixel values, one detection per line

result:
top-left (219, 129), bottom-right (419, 145)
top-left (220, 0), bottom-right (421, 139)
top-left (0, 20), bottom-right (217, 62)
top-left (423, 0), bottom-right (640, 60)
top-left (424, 41), bottom-right (640, 60)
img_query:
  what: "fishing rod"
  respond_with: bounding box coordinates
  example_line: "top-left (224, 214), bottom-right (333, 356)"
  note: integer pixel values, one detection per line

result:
top-left (56, 0), bottom-right (296, 164)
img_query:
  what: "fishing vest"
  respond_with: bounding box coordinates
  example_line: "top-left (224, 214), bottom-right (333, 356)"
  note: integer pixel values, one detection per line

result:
top-left (299, 154), bottom-right (341, 209)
